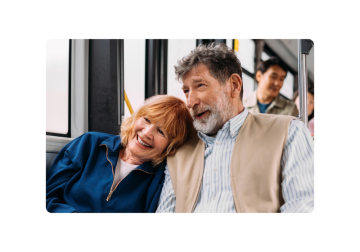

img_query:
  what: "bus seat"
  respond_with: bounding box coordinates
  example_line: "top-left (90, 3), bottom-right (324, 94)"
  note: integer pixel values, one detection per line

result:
top-left (46, 152), bottom-right (58, 181)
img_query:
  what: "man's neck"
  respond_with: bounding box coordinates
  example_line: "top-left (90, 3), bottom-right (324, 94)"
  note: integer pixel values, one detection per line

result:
top-left (257, 91), bottom-right (275, 104)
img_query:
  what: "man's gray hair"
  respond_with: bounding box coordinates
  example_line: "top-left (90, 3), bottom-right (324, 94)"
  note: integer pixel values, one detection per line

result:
top-left (174, 43), bottom-right (244, 100)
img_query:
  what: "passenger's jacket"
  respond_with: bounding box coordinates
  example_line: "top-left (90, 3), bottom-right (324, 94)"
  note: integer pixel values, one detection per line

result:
top-left (46, 132), bottom-right (165, 213)
top-left (244, 90), bottom-right (298, 116)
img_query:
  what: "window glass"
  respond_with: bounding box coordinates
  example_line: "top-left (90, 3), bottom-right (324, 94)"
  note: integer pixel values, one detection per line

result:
top-left (242, 73), bottom-right (254, 101)
top-left (46, 39), bottom-right (69, 134)
top-left (234, 39), bottom-right (255, 74)
top-left (167, 39), bottom-right (196, 102)
top-left (280, 71), bottom-right (294, 99)
top-left (124, 39), bottom-right (146, 118)
top-left (261, 51), bottom-right (270, 61)
top-left (226, 39), bottom-right (233, 49)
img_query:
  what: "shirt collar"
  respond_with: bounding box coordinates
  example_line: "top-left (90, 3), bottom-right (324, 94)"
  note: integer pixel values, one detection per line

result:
top-left (198, 107), bottom-right (249, 143)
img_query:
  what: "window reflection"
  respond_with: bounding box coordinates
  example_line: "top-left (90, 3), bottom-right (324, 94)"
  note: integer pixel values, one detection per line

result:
top-left (46, 39), bottom-right (69, 134)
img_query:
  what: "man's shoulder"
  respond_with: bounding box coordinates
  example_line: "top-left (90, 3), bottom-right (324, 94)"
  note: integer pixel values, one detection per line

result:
top-left (276, 95), bottom-right (297, 109)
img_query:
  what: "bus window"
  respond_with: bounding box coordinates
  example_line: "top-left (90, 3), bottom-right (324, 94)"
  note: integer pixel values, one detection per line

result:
top-left (226, 39), bottom-right (233, 50)
top-left (167, 39), bottom-right (196, 102)
top-left (261, 51), bottom-right (270, 61)
top-left (124, 39), bottom-right (146, 118)
top-left (242, 73), bottom-right (255, 101)
top-left (235, 39), bottom-right (255, 74)
top-left (280, 71), bottom-right (294, 99)
top-left (46, 39), bottom-right (70, 135)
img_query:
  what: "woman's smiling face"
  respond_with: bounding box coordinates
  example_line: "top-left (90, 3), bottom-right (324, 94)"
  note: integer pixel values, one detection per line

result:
top-left (126, 116), bottom-right (170, 164)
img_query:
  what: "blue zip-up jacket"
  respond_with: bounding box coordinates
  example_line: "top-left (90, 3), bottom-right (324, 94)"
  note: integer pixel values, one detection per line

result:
top-left (46, 132), bottom-right (165, 213)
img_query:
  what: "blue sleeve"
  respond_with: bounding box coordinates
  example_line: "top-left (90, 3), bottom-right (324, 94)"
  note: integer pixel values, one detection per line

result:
top-left (46, 136), bottom-right (84, 213)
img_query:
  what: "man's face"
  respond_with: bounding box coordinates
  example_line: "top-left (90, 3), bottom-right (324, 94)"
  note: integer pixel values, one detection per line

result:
top-left (182, 64), bottom-right (234, 135)
top-left (256, 65), bottom-right (287, 100)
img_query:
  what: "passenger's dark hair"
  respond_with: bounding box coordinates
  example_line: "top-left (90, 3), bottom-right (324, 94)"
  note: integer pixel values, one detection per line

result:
top-left (257, 57), bottom-right (288, 77)
top-left (175, 43), bottom-right (244, 101)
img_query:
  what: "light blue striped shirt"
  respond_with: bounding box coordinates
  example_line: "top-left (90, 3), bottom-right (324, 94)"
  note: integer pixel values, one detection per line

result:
top-left (156, 108), bottom-right (314, 213)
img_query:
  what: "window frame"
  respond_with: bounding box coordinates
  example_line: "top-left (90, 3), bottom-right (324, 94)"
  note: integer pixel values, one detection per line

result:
top-left (46, 39), bottom-right (72, 138)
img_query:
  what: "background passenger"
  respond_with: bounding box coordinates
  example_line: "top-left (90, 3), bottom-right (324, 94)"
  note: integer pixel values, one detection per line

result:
top-left (46, 95), bottom-right (194, 213)
top-left (292, 89), bottom-right (314, 135)
top-left (244, 57), bottom-right (298, 116)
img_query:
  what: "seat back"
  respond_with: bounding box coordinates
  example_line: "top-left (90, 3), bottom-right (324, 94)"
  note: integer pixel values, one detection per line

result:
top-left (46, 152), bottom-right (58, 181)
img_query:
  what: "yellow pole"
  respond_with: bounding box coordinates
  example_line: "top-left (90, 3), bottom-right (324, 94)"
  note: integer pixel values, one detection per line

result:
top-left (124, 90), bottom-right (134, 115)
top-left (234, 39), bottom-right (239, 52)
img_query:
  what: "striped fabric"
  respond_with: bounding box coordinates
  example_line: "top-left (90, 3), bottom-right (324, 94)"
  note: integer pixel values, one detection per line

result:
top-left (156, 108), bottom-right (314, 213)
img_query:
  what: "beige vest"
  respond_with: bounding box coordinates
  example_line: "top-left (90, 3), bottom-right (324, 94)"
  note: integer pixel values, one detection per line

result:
top-left (167, 112), bottom-right (295, 213)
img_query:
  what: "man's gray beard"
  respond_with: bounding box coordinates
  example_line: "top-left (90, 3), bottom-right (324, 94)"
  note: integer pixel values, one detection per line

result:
top-left (190, 92), bottom-right (234, 135)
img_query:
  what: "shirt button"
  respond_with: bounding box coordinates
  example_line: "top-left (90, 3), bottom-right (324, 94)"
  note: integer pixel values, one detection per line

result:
top-left (213, 168), bottom-right (217, 171)
top-left (231, 132), bottom-right (235, 136)
top-left (212, 197), bottom-right (216, 200)
top-left (216, 141), bottom-right (220, 145)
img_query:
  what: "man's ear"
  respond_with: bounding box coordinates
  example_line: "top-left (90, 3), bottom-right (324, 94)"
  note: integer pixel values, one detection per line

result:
top-left (255, 71), bottom-right (262, 83)
top-left (229, 74), bottom-right (242, 98)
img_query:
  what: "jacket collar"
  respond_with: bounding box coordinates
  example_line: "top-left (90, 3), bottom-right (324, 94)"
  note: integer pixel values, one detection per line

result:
top-left (100, 135), bottom-right (158, 174)
top-left (247, 90), bottom-right (286, 110)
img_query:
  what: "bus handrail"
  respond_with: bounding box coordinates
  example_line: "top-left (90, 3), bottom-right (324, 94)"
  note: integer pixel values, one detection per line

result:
top-left (297, 39), bottom-right (314, 126)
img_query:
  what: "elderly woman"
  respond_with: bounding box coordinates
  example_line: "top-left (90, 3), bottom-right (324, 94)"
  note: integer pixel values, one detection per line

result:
top-left (46, 95), bottom-right (194, 213)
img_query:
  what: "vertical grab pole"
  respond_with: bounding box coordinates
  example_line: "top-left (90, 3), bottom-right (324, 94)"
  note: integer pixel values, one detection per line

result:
top-left (117, 39), bottom-right (125, 126)
top-left (298, 39), bottom-right (314, 126)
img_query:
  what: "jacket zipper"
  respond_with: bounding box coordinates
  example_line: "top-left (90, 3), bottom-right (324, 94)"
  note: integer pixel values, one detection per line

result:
top-left (100, 144), bottom-right (156, 202)
top-left (100, 144), bottom-right (116, 201)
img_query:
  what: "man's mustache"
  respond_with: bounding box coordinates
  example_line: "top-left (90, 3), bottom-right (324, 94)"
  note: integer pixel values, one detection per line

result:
top-left (190, 105), bottom-right (212, 118)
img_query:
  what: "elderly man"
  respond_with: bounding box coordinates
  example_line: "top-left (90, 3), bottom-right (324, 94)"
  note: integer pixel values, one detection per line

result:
top-left (156, 43), bottom-right (314, 213)
top-left (244, 57), bottom-right (298, 116)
